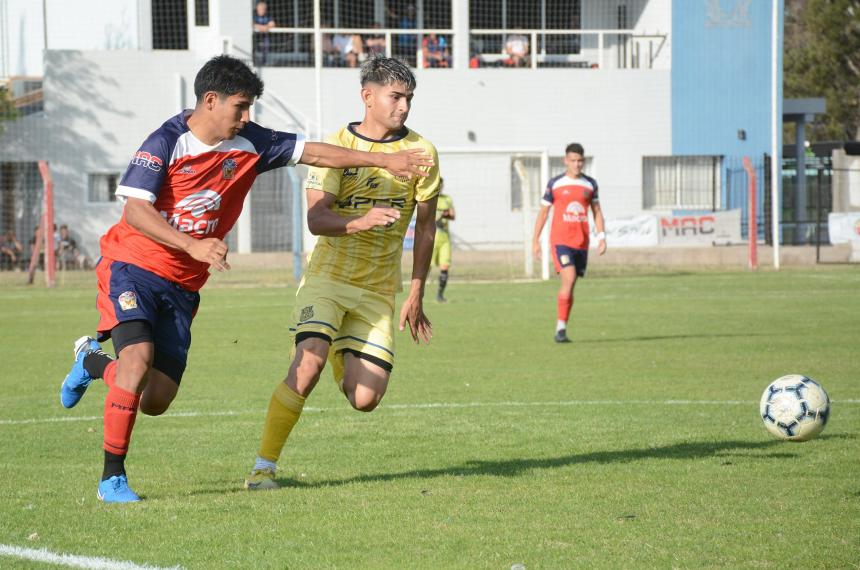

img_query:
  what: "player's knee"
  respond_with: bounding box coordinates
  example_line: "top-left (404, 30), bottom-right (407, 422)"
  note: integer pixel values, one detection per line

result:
top-left (139, 402), bottom-right (168, 416)
top-left (349, 391), bottom-right (382, 412)
top-left (290, 356), bottom-right (325, 395)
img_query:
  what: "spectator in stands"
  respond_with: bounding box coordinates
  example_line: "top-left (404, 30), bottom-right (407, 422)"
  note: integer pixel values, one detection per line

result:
top-left (253, 1), bottom-right (276, 66)
top-left (321, 22), bottom-right (346, 67)
top-left (332, 31), bottom-right (365, 68)
top-left (504, 34), bottom-right (530, 67)
top-left (365, 22), bottom-right (387, 57)
top-left (421, 33), bottom-right (450, 68)
top-left (0, 229), bottom-right (23, 271)
top-left (58, 224), bottom-right (86, 270)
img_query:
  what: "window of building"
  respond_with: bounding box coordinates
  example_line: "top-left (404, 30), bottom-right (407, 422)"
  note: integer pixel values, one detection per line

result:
top-left (152, 0), bottom-right (188, 50)
top-left (469, 0), bottom-right (580, 30)
top-left (88, 174), bottom-right (120, 203)
top-left (195, 0), bottom-right (210, 26)
top-left (642, 156), bottom-right (722, 210)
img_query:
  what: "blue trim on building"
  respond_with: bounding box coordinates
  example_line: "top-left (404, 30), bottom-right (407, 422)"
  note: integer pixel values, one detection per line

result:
top-left (671, 0), bottom-right (783, 161)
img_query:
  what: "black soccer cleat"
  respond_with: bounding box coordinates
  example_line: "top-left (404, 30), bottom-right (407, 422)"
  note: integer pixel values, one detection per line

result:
top-left (554, 330), bottom-right (571, 343)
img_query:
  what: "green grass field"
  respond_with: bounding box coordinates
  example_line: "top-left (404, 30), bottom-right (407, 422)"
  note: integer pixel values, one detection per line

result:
top-left (1, 268), bottom-right (858, 569)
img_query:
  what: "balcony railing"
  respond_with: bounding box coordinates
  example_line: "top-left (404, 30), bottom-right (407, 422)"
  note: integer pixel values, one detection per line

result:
top-left (250, 27), bottom-right (668, 70)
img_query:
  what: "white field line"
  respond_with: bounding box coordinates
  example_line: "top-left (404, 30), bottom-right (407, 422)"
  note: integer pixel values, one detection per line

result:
top-left (1, 399), bottom-right (859, 427)
top-left (0, 544), bottom-right (182, 570)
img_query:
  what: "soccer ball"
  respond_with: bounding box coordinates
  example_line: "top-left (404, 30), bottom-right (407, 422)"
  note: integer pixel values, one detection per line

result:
top-left (760, 374), bottom-right (830, 441)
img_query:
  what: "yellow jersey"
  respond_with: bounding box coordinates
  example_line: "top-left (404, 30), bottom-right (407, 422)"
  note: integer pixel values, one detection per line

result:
top-left (304, 123), bottom-right (441, 295)
top-left (435, 194), bottom-right (454, 234)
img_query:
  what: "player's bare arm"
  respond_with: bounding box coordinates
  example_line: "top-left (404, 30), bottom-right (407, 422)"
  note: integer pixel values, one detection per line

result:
top-left (532, 204), bottom-right (551, 258)
top-left (306, 189), bottom-right (400, 236)
top-left (592, 201), bottom-right (607, 255)
top-left (399, 196), bottom-right (437, 344)
top-left (299, 142), bottom-right (433, 179)
top-left (123, 198), bottom-right (230, 271)
top-left (442, 205), bottom-right (456, 221)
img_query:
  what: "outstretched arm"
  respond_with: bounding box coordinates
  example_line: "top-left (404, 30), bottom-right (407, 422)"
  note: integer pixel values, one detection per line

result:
top-left (299, 142), bottom-right (433, 179)
top-left (399, 196), bottom-right (438, 344)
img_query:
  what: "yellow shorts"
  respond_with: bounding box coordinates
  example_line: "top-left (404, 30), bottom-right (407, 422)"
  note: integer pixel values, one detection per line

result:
top-left (290, 275), bottom-right (395, 383)
top-left (431, 232), bottom-right (451, 267)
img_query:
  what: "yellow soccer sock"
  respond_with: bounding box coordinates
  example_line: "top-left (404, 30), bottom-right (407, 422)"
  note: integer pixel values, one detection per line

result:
top-left (258, 382), bottom-right (306, 463)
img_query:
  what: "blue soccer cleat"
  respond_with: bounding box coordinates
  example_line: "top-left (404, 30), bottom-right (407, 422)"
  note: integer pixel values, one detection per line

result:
top-left (97, 475), bottom-right (141, 503)
top-left (60, 335), bottom-right (102, 409)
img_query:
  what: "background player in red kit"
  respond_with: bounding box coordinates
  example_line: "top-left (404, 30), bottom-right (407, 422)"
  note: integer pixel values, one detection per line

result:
top-left (532, 143), bottom-right (606, 343)
top-left (58, 55), bottom-right (432, 503)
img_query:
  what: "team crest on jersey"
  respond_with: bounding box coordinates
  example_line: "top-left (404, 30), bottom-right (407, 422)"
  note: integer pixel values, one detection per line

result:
top-left (118, 291), bottom-right (138, 311)
top-left (222, 158), bottom-right (238, 179)
top-left (300, 306), bottom-right (314, 321)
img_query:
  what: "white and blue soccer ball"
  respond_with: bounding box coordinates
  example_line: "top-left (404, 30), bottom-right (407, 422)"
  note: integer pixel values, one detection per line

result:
top-left (760, 374), bottom-right (830, 442)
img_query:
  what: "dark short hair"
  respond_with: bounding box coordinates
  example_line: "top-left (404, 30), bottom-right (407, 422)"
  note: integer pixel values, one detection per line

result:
top-left (360, 55), bottom-right (416, 91)
top-left (194, 55), bottom-right (264, 101)
top-left (565, 143), bottom-right (585, 156)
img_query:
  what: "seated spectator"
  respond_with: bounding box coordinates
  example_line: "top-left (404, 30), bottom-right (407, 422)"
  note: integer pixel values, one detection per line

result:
top-left (504, 34), bottom-right (530, 67)
top-left (57, 224), bottom-right (83, 270)
top-left (365, 22), bottom-right (387, 57)
top-left (422, 34), bottom-right (450, 68)
top-left (332, 31), bottom-right (365, 68)
top-left (0, 229), bottom-right (23, 271)
top-left (253, 1), bottom-right (276, 66)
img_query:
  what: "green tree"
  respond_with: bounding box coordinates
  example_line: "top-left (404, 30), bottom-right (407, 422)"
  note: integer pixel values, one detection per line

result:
top-left (784, 0), bottom-right (860, 141)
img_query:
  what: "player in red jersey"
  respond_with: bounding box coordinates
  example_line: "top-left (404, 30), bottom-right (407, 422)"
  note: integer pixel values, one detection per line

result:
top-left (58, 55), bottom-right (432, 503)
top-left (532, 143), bottom-right (606, 343)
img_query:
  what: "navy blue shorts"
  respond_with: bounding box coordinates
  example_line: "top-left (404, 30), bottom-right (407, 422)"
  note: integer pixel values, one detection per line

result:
top-left (96, 259), bottom-right (200, 379)
top-left (552, 245), bottom-right (588, 277)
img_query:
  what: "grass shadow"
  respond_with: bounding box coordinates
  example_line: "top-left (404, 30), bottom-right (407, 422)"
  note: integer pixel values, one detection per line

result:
top-left (574, 332), bottom-right (770, 344)
top-left (190, 438), bottom-right (791, 497)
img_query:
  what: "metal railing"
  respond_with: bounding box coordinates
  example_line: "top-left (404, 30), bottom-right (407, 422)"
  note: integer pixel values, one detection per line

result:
top-left (251, 27), bottom-right (668, 70)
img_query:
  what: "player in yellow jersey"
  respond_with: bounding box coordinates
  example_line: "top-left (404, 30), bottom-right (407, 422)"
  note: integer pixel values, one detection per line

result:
top-left (244, 56), bottom-right (440, 489)
top-left (431, 179), bottom-right (455, 302)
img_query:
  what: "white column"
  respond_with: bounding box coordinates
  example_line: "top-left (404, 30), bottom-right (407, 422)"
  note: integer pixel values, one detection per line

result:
top-left (770, 0), bottom-right (782, 268)
top-left (451, 0), bottom-right (469, 69)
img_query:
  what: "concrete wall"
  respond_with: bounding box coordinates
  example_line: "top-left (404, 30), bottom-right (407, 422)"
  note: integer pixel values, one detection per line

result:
top-left (258, 66), bottom-right (671, 250)
top-left (22, 50), bottom-right (669, 257)
top-left (2, 0), bottom-right (144, 77)
top-left (671, 0), bottom-right (782, 161)
top-left (37, 50), bottom-right (204, 258)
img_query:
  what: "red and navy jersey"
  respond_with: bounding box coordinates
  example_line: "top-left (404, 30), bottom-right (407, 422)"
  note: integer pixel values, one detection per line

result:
top-left (541, 173), bottom-right (599, 250)
top-left (100, 111), bottom-right (305, 291)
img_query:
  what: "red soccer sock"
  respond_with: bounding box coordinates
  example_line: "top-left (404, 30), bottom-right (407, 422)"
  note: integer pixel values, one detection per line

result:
top-left (557, 294), bottom-right (573, 323)
top-left (103, 384), bottom-right (141, 456)
top-left (102, 360), bottom-right (118, 389)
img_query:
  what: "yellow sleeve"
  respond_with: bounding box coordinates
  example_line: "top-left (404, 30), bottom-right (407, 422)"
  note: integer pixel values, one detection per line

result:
top-left (304, 131), bottom-right (346, 196)
top-left (305, 165), bottom-right (343, 196)
top-left (414, 142), bottom-right (441, 202)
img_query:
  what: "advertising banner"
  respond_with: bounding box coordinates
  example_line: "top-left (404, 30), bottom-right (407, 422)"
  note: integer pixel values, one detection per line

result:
top-left (591, 215), bottom-right (659, 247)
top-left (657, 210), bottom-right (742, 246)
top-left (827, 212), bottom-right (860, 244)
